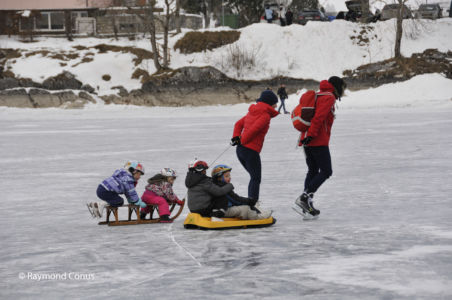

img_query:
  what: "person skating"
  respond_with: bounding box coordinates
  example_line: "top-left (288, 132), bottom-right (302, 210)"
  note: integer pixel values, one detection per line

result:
top-left (277, 83), bottom-right (289, 114)
top-left (231, 90), bottom-right (279, 204)
top-left (87, 161), bottom-right (147, 218)
top-left (294, 76), bottom-right (347, 217)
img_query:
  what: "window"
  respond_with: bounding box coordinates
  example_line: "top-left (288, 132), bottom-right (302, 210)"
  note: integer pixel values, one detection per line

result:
top-left (71, 11), bottom-right (89, 19)
top-left (50, 12), bottom-right (64, 30)
top-left (34, 11), bottom-right (65, 31)
top-left (36, 12), bottom-right (50, 30)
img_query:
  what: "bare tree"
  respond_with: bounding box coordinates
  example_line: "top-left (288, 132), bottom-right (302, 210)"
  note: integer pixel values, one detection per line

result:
top-left (143, 1), bottom-right (163, 70)
top-left (64, 11), bottom-right (74, 41)
top-left (159, 0), bottom-right (175, 68)
top-left (360, 0), bottom-right (370, 23)
top-left (175, 0), bottom-right (181, 33)
top-left (394, 0), bottom-right (407, 58)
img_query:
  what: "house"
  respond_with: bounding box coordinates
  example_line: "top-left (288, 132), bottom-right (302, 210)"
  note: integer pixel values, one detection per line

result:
top-left (0, 0), bottom-right (202, 37)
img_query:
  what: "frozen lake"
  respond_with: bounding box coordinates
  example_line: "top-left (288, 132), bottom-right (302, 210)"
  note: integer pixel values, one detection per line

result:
top-left (1, 103), bottom-right (452, 299)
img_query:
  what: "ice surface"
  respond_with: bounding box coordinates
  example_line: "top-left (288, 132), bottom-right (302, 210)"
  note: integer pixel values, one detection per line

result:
top-left (1, 90), bottom-right (452, 299)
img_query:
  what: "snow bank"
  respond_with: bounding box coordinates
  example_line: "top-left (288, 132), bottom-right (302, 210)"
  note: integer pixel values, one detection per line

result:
top-left (2, 19), bottom-right (452, 95)
top-left (1, 74), bottom-right (451, 120)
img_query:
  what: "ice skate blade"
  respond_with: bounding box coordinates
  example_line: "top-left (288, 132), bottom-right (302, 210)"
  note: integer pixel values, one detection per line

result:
top-left (86, 203), bottom-right (96, 218)
top-left (292, 206), bottom-right (319, 221)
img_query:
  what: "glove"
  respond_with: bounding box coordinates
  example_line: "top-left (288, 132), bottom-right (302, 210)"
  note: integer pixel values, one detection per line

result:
top-left (301, 136), bottom-right (313, 146)
top-left (134, 199), bottom-right (147, 208)
top-left (176, 199), bottom-right (185, 206)
top-left (230, 136), bottom-right (241, 146)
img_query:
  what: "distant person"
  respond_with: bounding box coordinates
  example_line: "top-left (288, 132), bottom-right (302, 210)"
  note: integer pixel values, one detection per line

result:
top-left (279, 6), bottom-right (287, 26)
top-left (265, 6), bottom-right (273, 23)
top-left (231, 90), bottom-right (279, 204)
top-left (286, 9), bottom-right (294, 25)
top-left (277, 83), bottom-right (289, 114)
top-left (293, 76), bottom-right (347, 217)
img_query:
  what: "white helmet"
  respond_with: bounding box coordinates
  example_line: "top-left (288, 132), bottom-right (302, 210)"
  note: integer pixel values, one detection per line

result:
top-left (161, 167), bottom-right (177, 178)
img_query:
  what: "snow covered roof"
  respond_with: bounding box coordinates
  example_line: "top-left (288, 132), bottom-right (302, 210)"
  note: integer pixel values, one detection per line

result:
top-left (0, 0), bottom-right (113, 10)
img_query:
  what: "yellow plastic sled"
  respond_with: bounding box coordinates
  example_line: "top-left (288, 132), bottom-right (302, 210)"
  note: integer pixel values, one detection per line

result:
top-left (183, 213), bottom-right (276, 230)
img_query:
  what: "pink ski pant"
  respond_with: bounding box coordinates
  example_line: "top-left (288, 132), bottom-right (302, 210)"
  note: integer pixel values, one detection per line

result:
top-left (141, 190), bottom-right (170, 216)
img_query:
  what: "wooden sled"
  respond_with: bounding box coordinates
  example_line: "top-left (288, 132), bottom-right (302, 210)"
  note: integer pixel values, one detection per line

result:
top-left (98, 200), bottom-right (185, 226)
top-left (183, 213), bottom-right (276, 230)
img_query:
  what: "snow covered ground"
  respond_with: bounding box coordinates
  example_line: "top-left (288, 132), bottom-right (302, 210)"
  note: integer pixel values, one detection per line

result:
top-left (0, 75), bottom-right (452, 299)
top-left (2, 18), bottom-right (452, 95)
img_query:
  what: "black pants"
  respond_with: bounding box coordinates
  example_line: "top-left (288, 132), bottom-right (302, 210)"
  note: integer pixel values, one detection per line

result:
top-left (236, 145), bottom-right (261, 200)
top-left (96, 184), bottom-right (124, 207)
top-left (303, 146), bottom-right (333, 194)
top-left (192, 196), bottom-right (228, 217)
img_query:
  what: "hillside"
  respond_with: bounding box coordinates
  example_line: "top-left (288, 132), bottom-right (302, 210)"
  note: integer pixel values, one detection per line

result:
top-left (0, 18), bottom-right (451, 102)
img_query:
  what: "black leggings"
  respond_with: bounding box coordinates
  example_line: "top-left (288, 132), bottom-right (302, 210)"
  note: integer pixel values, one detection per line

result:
top-left (236, 145), bottom-right (261, 200)
top-left (303, 146), bottom-right (333, 194)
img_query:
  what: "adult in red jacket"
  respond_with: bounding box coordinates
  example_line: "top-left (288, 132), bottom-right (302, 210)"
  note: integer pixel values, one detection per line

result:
top-left (294, 76), bottom-right (347, 217)
top-left (231, 90), bottom-right (279, 201)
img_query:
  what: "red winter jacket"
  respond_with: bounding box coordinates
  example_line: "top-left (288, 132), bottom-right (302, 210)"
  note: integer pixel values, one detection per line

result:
top-left (300, 80), bottom-right (337, 147)
top-left (233, 101), bottom-right (279, 153)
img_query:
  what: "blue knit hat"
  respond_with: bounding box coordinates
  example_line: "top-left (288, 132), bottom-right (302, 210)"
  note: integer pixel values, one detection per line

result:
top-left (257, 90), bottom-right (278, 106)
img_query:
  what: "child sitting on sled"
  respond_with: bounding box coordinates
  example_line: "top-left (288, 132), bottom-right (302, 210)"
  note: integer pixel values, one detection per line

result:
top-left (185, 159), bottom-right (234, 218)
top-left (87, 161), bottom-right (147, 218)
top-left (140, 168), bottom-right (184, 223)
top-left (211, 164), bottom-right (272, 220)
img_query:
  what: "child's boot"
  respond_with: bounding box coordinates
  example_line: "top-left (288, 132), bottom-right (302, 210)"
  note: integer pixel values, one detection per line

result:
top-left (140, 211), bottom-right (147, 220)
top-left (159, 215), bottom-right (173, 223)
top-left (211, 209), bottom-right (225, 218)
top-left (257, 209), bottom-right (273, 219)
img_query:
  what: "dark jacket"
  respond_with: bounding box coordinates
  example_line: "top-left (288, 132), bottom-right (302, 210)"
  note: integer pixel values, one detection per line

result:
top-left (212, 180), bottom-right (257, 207)
top-left (277, 87), bottom-right (288, 99)
top-left (185, 171), bottom-right (233, 212)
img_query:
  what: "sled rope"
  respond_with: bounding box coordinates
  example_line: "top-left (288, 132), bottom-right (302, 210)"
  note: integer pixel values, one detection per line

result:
top-left (209, 144), bottom-right (232, 167)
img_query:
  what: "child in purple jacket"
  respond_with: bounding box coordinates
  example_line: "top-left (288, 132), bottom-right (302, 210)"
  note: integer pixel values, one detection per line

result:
top-left (87, 161), bottom-right (147, 218)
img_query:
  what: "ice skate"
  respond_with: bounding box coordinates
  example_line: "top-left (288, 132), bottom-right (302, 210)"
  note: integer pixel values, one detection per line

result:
top-left (294, 192), bottom-right (320, 217)
top-left (86, 203), bottom-right (97, 218)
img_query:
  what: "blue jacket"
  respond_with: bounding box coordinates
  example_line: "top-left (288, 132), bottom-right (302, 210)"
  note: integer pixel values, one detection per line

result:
top-left (265, 8), bottom-right (273, 20)
top-left (101, 168), bottom-right (140, 203)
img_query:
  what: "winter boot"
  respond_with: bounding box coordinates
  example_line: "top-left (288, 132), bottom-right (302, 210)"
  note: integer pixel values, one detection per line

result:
top-left (159, 214), bottom-right (173, 223)
top-left (140, 211), bottom-right (147, 220)
top-left (295, 192), bottom-right (320, 216)
top-left (211, 209), bottom-right (225, 218)
top-left (257, 209), bottom-right (273, 219)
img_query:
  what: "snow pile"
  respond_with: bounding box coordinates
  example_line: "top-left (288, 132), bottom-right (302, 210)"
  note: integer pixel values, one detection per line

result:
top-left (1, 73), bottom-right (451, 119)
